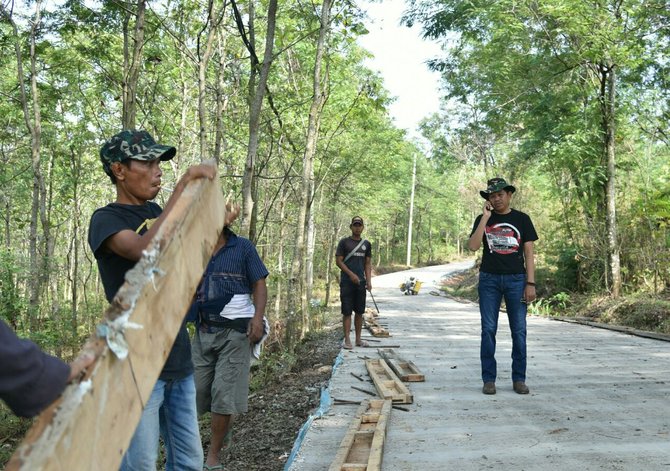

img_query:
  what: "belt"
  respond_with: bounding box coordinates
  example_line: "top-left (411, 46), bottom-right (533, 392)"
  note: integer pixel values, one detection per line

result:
top-left (200, 316), bottom-right (249, 333)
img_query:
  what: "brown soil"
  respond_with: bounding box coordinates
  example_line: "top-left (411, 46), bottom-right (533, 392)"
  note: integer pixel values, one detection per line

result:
top-left (208, 326), bottom-right (342, 471)
top-left (0, 326), bottom-right (343, 470)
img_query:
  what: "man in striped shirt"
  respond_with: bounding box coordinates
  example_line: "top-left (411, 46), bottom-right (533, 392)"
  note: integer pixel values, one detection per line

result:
top-left (188, 226), bottom-right (269, 470)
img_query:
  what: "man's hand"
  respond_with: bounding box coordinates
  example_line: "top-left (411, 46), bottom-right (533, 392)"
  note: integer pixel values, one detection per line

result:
top-left (524, 285), bottom-right (536, 304)
top-left (366, 280), bottom-right (372, 291)
top-left (225, 201), bottom-right (240, 226)
top-left (483, 201), bottom-right (493, 218)
top-left (182, 163), bottom-right (216, 184)
top-left (349, 273), bottom-right (360, 285)
top-left (67, 350), bottom-right (97, 383)
top-left (247, 316), bottom-right (265, 344)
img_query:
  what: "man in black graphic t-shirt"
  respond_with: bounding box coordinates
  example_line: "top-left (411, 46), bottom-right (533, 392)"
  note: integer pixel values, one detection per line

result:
top-left (88, 129), bottom-right (216, 471)
top-left (335, 216), bottom-right (372, 349)
top-left (468, 178), bottom-right (538, 396)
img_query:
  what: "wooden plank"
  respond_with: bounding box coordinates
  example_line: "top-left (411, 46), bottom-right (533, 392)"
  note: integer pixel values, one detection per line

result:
top-left (366, 400), bottom-right (392, 471)
top-left (377, 348), bottom-right (425, 382)
top-left (329, 399), bottom-right (391, 471)
top-left (363, 311), bottom-right (390, 337)
top-left (7, 164), bottom-right (225, 471)
top-left (365, 359), bottom-right (413, 404)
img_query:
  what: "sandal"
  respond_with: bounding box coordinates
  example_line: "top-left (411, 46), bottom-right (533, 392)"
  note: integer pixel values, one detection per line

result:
top-left (356, 340), bottom-right (369, 347)
top-left (341, 340), bottom-right (353, 350)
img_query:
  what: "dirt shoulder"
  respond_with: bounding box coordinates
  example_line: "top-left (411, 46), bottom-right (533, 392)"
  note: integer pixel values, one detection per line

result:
top-left (439, 265), bottom-right (670, 335)
top-left (210, 326), bottom-right (342, 471)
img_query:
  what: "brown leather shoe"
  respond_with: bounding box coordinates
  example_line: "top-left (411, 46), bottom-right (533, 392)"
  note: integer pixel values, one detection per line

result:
top-left (513, 381), bottom-right (529, 394)
top-left (482, 382), bottom-right (496, 395)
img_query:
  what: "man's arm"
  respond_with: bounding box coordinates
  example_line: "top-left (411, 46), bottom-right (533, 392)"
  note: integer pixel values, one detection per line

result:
top-left (336, 255), bottom-right (360, 284)
top-left (0, 320), bottom-right (82, 418)
top-left (523, 241), bottom-right (536, 302)
top-left (105, 164), bottom-right (216, 261)
top-left (365, 255), bottom-right (372, 291)
top-left (248, 278), bottom-right (268, 344)
top-left (467, 202), bottom-right (492, 251)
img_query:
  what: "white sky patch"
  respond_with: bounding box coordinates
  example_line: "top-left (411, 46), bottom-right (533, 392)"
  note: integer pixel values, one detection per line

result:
top-left (357, 0), bottom-right (443, 139)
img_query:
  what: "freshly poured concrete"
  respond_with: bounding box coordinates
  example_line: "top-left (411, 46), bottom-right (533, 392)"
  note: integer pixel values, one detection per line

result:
top-left (288, 262), bottom-right (670, 471)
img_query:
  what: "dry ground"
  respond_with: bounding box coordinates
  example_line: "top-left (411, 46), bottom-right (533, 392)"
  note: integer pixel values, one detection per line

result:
top-left (0, 326), bottom-right (343, 471)
top-left (202, 326), bottom-right (342, 471)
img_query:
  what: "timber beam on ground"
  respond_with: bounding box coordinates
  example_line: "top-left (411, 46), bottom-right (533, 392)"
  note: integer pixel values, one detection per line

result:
top-left (328, 399), bottom-right (392, 471)
top-left (7, 162), bottom-right (225, 471)
top-left (377, 348), bottom-right (425, 382)
top-left (363, 311), bottom-right (390, 337)
top-left (365, 359), bottom-right (413, 404)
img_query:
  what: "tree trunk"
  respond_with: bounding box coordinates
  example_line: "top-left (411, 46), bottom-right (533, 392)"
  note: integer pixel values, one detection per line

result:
top-left (602, 63), bottom-right (621, 297)
top-left (11, 0), bottom-right (47, 332)
top-left (292, 0), bottom-right (332, 337)
top-left (273, 194), bottom-right (286, 318)
top-left (305, 185), bottom-right (320, 316)
top-left (213, 29), bottom-right (230, 165)
top-left (240, 0), bottom-right (279, 241)
top-left (122, 0), bottom-right (146, 129)
top-left (197, 0), bottom-right (225, 162)
top-left (324, 208), bottom-right (340, 307)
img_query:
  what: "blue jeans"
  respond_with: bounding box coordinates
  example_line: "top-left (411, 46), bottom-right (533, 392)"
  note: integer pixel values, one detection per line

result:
top-left (120, 374), bottom-right (203, 471)
top-left (478, 272), bottom-right (527, 383)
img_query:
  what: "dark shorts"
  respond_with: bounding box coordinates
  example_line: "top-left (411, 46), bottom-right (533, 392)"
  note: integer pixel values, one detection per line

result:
top-left (340, 279), bottom-right (366, 316)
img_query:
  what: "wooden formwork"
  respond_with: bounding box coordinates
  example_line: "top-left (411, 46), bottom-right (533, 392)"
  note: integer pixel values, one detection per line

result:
top-left (377, 348), bottom-right (425, 382)
top-left (365, 359), bottom-right (413, 404)
top-left (329, 399), bottom-right (392, 471)
top-left (363, 311), bottom-right (390, 337)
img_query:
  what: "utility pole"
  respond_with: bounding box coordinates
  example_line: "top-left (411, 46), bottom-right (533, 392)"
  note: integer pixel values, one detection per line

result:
top-left (406, 153), bottom-right (417, 266)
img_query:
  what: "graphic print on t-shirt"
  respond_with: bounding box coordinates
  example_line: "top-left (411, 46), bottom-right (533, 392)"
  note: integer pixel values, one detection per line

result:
top-left (485, 223), bottom-right (520, 255)
top-left (134, 217), bottom-right (157, 234)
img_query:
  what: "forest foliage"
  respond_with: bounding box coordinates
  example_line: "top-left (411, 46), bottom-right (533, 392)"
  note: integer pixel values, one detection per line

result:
top-left (0, 0), bottom-right (668, 363)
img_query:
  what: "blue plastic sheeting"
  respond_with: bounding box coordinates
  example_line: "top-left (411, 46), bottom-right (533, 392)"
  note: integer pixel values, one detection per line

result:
top-left (283, 350), bottom-right (344, 470)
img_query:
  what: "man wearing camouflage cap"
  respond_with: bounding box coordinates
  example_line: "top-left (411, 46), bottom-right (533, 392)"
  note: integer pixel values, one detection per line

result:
top-left (468, 177), bottom-right (538, 396)
top-left (88, 129), bottom-right (216, 470)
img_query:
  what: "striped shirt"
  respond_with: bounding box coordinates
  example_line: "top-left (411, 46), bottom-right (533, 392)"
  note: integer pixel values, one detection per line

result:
top-left (187, 230), bottom-right (269, 327)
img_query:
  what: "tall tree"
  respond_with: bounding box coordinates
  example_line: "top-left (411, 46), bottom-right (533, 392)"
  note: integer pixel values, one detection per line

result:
top-left (4, 0), bottom-right (50, 330)
top-left (405, 0), bottom-right (670, 296)
top-left (121, 0), bottom-right (146, 129)
top-left (237, 0), bottom-right (279, 241)
top-left (290, 0), bottom-right (332, 335)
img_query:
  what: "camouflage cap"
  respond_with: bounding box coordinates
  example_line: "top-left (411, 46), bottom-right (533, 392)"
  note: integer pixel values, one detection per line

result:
top-left (100, 130), bottom-right (175, 175)
top-left (479, 177), bottom-right (516, 199)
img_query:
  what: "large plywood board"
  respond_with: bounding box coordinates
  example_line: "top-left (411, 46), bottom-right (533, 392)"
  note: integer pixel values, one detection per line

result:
top-left (7, 164), bottom-right (225, 470)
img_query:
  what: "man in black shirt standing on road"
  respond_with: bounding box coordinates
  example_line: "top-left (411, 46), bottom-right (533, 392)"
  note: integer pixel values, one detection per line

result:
top-left (335, 216), bottom-right (372, 350)
top-left (468, 178), bottom-right (538, 396)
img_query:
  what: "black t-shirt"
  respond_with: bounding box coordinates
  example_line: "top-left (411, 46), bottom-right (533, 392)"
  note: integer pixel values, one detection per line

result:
top-left (470, 208), bottom-right (538, 274)
top-left (336, 237), bottom-right (372, 283)
top-left (88, 202), bottom-right (193, 381)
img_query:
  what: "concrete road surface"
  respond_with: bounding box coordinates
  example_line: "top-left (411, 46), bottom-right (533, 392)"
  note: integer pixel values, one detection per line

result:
top-left (287, 262), bottom-right (670, 471)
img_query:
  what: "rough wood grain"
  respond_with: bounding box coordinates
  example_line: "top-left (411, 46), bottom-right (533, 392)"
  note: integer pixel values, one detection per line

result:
top-left (377, 348), bottom-right (425, 382)
top-left (329, 399), bottom-right (391, 471)
top-left (7, 165), bottom-right (225, 471)
top-left (365, 359), bottom-right (413, 404)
